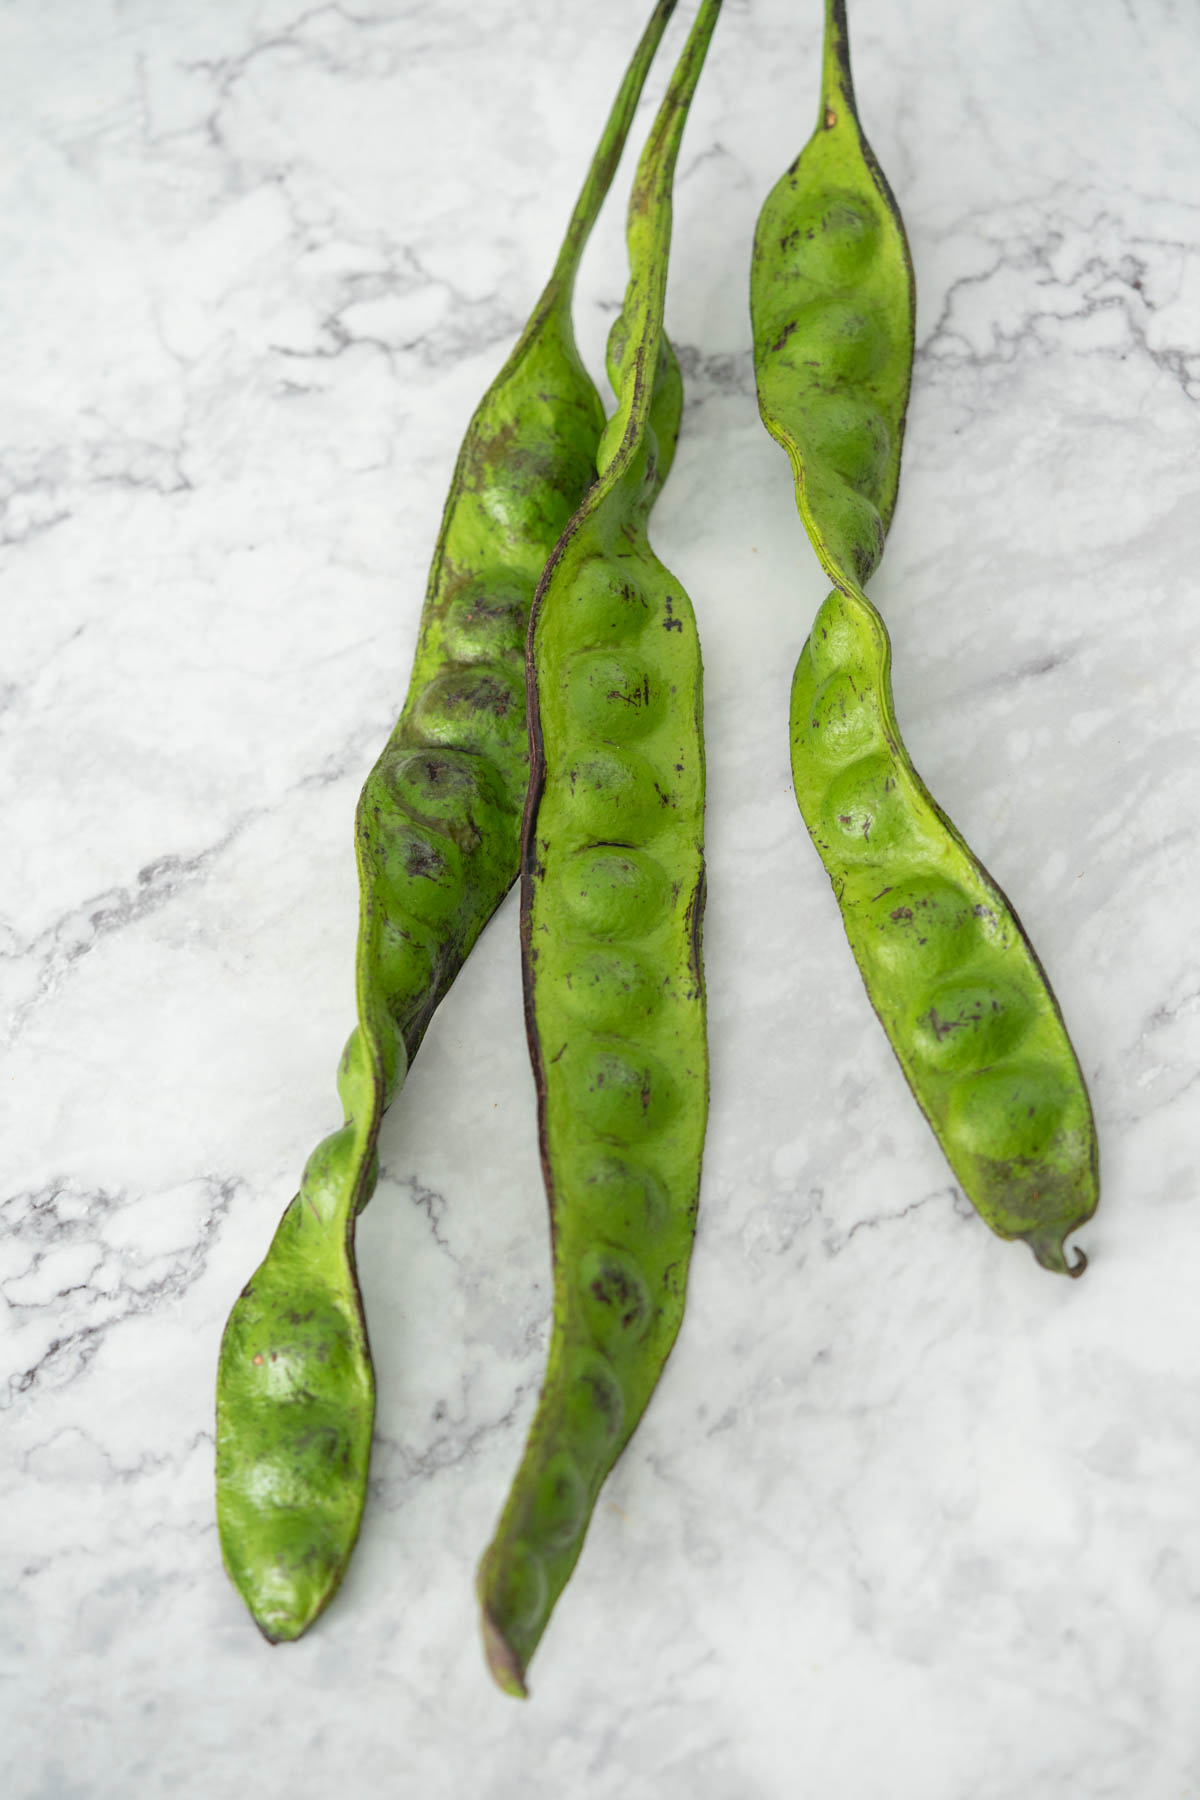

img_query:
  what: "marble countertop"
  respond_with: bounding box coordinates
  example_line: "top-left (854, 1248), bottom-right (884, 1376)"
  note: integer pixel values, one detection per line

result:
top-left (5, 1), bottom-right (1199, 1794)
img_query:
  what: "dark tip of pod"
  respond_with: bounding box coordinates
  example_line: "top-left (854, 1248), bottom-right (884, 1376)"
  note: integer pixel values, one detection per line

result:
top-left (1025, 1231), bottom-right (1088, 1279)
top-left (479, 1601), bottom-right (529, 1700)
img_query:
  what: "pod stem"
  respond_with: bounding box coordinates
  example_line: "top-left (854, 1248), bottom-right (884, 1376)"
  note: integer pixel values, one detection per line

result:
top-left (820, 0), bottom-right (856, 131)
top-left (548, 0), bottom-right (680, 300)
top-left (601, 0), bottom-right (724, 473)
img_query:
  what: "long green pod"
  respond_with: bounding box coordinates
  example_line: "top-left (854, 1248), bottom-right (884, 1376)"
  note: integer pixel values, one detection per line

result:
top-left (751, 0), bottom-right (1097, 1275)
top-left (477, 0), bottom-right (720, 1699)
top-left (215, 0), bottom-right (681, 1646)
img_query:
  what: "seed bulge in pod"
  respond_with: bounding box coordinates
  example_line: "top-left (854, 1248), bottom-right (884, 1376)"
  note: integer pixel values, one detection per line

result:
top-left (861, 875), bottom-right (986, 982)
top-left (606, 308), bottom-right (631, 385)
top-left (528, 1450), bottom-right (588, 1552)
top-left (556, 847), bottom-right (670, 940)
top-left (910, 976), bottom-right (1033, 1074)
top-left (335, 1027), bottom-right (375, 1122)
top-left (476, 428), bottom-right (592, 547)
top-left (823, 752), bottom-right (910, 860)
top-left (844, 495), bottom-right (888, 585)
top-left (368, 910), bottom-right (438, 1014)
top-left (789, 296), bottom-right (889, 386)
top-left (296, 1126), bottom-right (360, 1226)
top-left (595, 410), bottom-right (625, 473)
top-left (561, 555), bottom-right (649, 647)
top-left (563, 1350), bottom-right (625, 1462)
top-left (776, 189), bottom-right (882, 287)
top-left (805, 590), bottom-right (866, 679)
top-left (408, 664), bottom-right (525, 764)
top-left (560, 746), bottom-right (661, 842)
top-left (572, 1155), bottom-right (671, 1239)
top-left (235, 1284), bottom-right (362, 1407)
top-left (383, 746), bottom-right (511, 819)
top-left (441, 575), bottom-right (530, 665)
top-left (948, 1061), bottom-right (1073, 1164)
top-left (562, 946), bottom-right (662, 1032)
top-left (578, 1245), bottom-right (654, 1354)
top-left (797, 466), bottom-right (886, 588)
top-left (803, 669), bottom-right (878, 764)
top-left (237, 1400), bottom-right (360, 1513)
top-left (563, 651), bottom-right (663, 742)
top-left (493, 1545), bottom-right (547, 1634)
top-left (576, 1043), bottom-right (678, 1143)
top-left (802, 392), bottom-right (890, 498)
top-left (379, 822), bottom-right (465, 928)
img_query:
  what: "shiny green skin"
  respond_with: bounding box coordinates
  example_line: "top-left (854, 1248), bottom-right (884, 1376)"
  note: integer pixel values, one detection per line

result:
top-left (477, 0), bottom-right (720, 1699)
top-left (215, 1), bottom-right (680, 1646)
top-left (751, 0), bottom-right (1097, 1276)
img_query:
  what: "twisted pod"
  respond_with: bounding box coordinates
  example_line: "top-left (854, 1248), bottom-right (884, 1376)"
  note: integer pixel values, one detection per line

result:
top-left (215, 0), bottom-right (682, 1644)
top-left (750, 0), bottom-right (1097, 1274)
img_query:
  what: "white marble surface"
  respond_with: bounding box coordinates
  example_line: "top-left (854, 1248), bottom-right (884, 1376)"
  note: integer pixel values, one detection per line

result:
top-left (4, 0), bottom-right (1199, 1792)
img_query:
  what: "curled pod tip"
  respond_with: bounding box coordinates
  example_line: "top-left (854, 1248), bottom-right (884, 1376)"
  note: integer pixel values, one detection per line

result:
top-left (1026, 1232), bottom-right (1089, 1279)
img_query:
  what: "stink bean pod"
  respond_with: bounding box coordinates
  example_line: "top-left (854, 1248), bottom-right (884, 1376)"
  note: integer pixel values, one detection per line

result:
top-left (476, 0), bottom-right (722, 1698)
top-left (750, 0), bottom-right (1098, 1273)
top-left (215, 0), bottom-right (681, 1645)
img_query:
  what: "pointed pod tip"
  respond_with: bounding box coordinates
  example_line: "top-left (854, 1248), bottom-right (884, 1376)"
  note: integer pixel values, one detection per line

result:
top-left (220, 1518), bottom-right (350, 1648)
top-left (245, 1588), bottom-right (322, 1646)
top-left (480, 1602), bottom-right (529, 1700)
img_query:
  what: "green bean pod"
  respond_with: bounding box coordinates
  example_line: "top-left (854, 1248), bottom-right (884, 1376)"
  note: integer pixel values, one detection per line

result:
top-left (215, 0), bottom-right (681, 1646)
top-left (751, 0), bottom-right (1097, 1275)
top-left (477, 0), bottom-right (721, 1698)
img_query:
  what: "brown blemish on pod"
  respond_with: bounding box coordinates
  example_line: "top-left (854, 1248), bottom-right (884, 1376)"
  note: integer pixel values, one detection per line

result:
top-left (579, 1245), bottom-right (654, 1352)
top-left (576, 1043), bottom-right (678, 1143)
